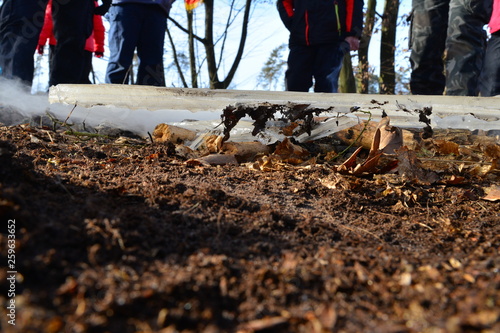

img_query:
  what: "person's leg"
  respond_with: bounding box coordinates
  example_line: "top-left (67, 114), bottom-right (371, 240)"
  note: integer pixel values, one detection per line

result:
top-left (409, 0), bottom-right (449, 95)
top-left (479, 33), bottom-right (500, 97)
top-left (313, 42), bottom-right (346, 93)
top-left (50, 0), bottom-right (93, 86)
top-left (79, 50), bottom-right (93, 84)
top-left (0, 0), bottom-right (48, 85)
top-left (105, 4), bottom-right (141, 84)
top-left (136, 5), bottom-right (166, 86)
top-left (444, 0), bottom-right (492, 96)
top-left (285, 44), bottom-right (314, 92)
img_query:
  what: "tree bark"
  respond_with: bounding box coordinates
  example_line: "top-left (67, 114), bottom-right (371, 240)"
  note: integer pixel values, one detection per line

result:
top-left (339, 54), bottom-right (357, 93)
top-left (359, 0), bottom-right (376, 94)
top-left (187, 10), bottom-right (198, 88)
top-left (380, 0), bottom-right (399, 94)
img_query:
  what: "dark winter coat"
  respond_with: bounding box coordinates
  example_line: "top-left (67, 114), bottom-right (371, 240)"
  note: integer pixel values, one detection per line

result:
top-left (277, 0), bottom-right (364, 46)
top-left (111, 0), bottom-right (175, 16)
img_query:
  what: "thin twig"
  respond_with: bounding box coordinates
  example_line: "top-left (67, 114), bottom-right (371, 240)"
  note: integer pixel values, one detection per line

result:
top-left (63, 104), bottom-right (77, 126)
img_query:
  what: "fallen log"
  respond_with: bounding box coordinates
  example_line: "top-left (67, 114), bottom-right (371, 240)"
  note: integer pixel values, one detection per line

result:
top-left (152, 123), bottom-right (197, 144)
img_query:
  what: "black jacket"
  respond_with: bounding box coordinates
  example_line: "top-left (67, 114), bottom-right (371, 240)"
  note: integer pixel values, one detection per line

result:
top-left (277, 0), bottom-right (364, 46)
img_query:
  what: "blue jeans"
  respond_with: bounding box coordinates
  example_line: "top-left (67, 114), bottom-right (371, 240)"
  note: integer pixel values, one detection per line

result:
top-left (105, 3), bottom-right (167, 86)
top-left (0, 0), bottom-right (48, 85)
top-left (285, 42), bottom-right (347, 93)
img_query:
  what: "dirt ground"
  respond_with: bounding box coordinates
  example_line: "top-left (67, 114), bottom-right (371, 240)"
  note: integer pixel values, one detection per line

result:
top-left (0, 115), bottom-right (499, 333)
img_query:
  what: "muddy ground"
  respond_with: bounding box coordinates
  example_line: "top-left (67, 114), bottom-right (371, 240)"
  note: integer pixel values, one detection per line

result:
top-left (0, 119), bottom-right (499, 333)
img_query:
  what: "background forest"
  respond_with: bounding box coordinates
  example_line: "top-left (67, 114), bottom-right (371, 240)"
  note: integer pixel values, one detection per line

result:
top-left (28, 0), bottom-right (412, 94)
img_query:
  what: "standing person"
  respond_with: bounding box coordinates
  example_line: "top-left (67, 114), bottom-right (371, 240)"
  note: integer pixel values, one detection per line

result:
top-left (49, 0), bottom-right (109, 86)
top-left (276, 0), bottom-right (364, 93)
top-left (479, 0), bottom-right (500, 96)
top-left (37, 0), bottom-right (106, 85)
top-left (0, 0), bottom-right (48, 86)
top-left (409, 0), bottom-right (492, 96)
top-left (105, 0), bottom-right (175, 87)
top-left (0, 0), bottom-right (110, 88)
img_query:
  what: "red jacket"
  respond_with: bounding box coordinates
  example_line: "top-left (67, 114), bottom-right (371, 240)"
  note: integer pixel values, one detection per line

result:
top-left (277, 0), bottom-right (364, 46)
top-left (38, 0), bottom-right (105, 53)
top-left (491, 0), bottom-right (500, 34)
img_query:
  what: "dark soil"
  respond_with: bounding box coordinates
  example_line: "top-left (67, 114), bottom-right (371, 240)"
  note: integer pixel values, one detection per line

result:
top-left (0, 123), bottom-right (499, 333)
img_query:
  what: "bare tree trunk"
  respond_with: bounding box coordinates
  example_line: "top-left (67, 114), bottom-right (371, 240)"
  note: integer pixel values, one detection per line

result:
top-left (339, 54), bottom-right (356, 93)
top-left (166, 24), bottom-right (188, 88)
top-left (359, 0), bottom-right (376, 93)
top-left (203, 0), bottom-right (251, 89)
top-left (380, 0), bottom-right (399, 94)
top-left (187, 10), bottom-right (198, 88)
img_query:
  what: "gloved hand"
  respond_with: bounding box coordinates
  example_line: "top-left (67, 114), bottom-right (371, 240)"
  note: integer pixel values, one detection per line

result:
top-left (37, 45), bottom-right (45, 55)
top-left (94, 0), bottom-right (111, 15)
top-left (94, 52), bottom-right (104, 58)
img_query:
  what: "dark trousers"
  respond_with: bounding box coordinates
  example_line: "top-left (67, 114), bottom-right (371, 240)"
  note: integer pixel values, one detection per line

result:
top-left (479, 33), bottom-right (500, 97)
top-left (81, 50), bottom-right (93, 84)
top-left (285, 42), bottom-right (346, 93)
top-left (49, 0), bottom-right (94, 86)
top-left (48, 45), bottom-right (93, 84)
top-left (0, 0), bottom-right (48, 85)
top-left (409, 0), bottom-right (491, 96)
top-left (105, 4), bottom-right (166, 86)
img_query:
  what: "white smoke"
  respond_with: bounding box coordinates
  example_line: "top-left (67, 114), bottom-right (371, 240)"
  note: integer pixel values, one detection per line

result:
top-left (0, 78), bottom-right (51, 125)
top-left (0, 79), bottom-right (222, 137)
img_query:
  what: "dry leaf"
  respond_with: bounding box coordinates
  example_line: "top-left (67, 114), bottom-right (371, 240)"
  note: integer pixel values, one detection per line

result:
top-left (395, 146), bottom-right (440, 184)
top-left (445, 175), bottom-right (467, 185)
top-left (274, 137), bottom-right (310, 162)
top-left (378, 117), bottom-right (403, 154)
top-left (282, 122), bottom-right (299, 136)
top-left (204, 135), bottom-right (224, 153)
top-left (482, 185), bottom-right (500, 201)
top-left (484, 144), bottom-right (500, 159)
top-left (434, 140), bottom-right (460, 155)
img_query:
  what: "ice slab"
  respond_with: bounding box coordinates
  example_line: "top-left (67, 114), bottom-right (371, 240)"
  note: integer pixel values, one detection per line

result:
top-left (4, 83), bottom-right (500, 140)
top-left (48, 84), bottom-right (500, 131)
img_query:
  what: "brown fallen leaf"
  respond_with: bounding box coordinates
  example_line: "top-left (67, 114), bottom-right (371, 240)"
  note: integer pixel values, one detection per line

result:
top-left (204, 135), bottom-right (224, 153)
top-left (282, 121), bottom-right (299, 136)
top-left (335, 121), bottom-right (397, 175)
top-left (274, 137), bottom-right (310, 164)
top-left (482, 185), bottom-right (500, 201)
top-left (378, 117), bottom-right (403, 154)
top-left (352, 151), bottom-right (383, 175)
top-left (484, 144), bottom-right (500, 159)
top-left (434, 140), bottom-right (460, 155)
top-left (395, 146), bottom-right (440, 184)
top-left (444, 175), bottom-right (467, 185)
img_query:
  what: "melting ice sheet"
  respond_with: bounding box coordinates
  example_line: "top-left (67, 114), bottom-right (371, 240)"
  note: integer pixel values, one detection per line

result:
top-left (2, 82), bottom-right (500, 141)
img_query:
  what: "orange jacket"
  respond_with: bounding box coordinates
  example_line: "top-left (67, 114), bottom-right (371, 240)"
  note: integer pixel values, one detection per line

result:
top-left (38, 0), bottom-right (105, 53)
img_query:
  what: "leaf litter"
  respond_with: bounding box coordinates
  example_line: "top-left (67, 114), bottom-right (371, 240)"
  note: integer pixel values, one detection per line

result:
top-left (0, 103), bottom-right (499, 333)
